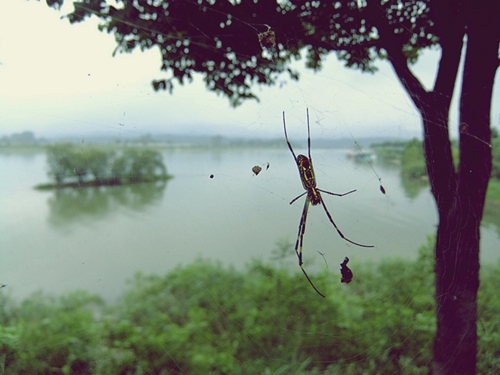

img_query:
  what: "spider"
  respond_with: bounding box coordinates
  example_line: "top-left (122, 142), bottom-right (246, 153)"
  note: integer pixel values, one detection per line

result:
top-left (283, 109), bottom-right (373, 297)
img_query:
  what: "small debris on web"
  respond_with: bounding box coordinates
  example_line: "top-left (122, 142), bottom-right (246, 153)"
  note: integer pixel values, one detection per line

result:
top-left (258, 26), bottom-right (276, 49)
top-left (340, 257), bottom-right (353, 284)
top-left (209, 174), bottom-right (214, 179)
top-left (352, 139), bottom-right (386, 195)
top-left (252, 165), bottom-right (262, 176)
top-left (252, 162), bottom-right (271, 176)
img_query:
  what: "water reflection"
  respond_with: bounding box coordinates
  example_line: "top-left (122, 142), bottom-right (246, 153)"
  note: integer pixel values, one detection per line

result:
top-left (400, 173), bottom-right (429, 199)
top-left (0, 148), bottom-right (41, 161)
top-left (47, 180), bottom-right (169, 229)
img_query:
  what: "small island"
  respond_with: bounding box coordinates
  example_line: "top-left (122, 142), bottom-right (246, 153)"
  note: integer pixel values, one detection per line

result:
top-left (35, 144), bottom-right (171, 190)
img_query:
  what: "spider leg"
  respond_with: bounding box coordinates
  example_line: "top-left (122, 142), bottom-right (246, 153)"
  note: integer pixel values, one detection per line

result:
top-left (300, 266), bottom-right (325, 298)
top-left (294, 197), bottom-right (309, 261)
top-left (289, 191), bottom-right (307, 205)
top-left (318, 188), bottom-right (356, 197)
top-left (306, 108), bottom-right (312, 161)
top-left (319, 197), bottom-right (374, 248)
top-left (283, 112), bottom-right (298, 161)
top-left (295, 197), bottom-right (326, 298)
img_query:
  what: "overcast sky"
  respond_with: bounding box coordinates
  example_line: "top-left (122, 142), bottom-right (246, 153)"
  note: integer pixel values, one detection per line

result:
top-left (0, 0), bottom-right (498, 140)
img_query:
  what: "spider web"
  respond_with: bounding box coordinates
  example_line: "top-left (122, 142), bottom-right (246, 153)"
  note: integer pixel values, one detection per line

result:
top-left (1, 1), bottom-right (500, 374)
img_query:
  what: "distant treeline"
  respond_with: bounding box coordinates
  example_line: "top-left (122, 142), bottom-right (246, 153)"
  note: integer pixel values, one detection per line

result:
top-left (0, 131), bottom-right (47, 147)
top-left (43, 144), bottom-right (169, 188)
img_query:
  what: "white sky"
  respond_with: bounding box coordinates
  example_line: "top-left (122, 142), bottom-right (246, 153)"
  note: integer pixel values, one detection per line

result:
top-left (0, 0), bottom-right (498, 140)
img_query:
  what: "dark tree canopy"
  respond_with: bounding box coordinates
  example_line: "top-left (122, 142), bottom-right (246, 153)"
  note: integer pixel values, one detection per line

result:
top-left (48, 0), bottom-right (437, 106)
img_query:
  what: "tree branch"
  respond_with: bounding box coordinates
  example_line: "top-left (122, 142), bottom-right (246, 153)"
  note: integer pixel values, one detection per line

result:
top-left (385, 47), bottom-right (430, 113)
top-left (431, 0), bottom-right (466, 106)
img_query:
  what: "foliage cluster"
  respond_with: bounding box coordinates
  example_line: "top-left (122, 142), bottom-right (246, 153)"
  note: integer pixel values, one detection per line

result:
top-left (400, 138), bottom-right (427, 179)
top-left (45, 144), bottom-right (169, 187)
top-left (47, 0), bottom-right (438, 106)
top-left (370, 140), bottom-right (406, 160)
top-left (1, 238), bottom-right (500, 374)
top-left (378, 135), bottom-right (500, 195)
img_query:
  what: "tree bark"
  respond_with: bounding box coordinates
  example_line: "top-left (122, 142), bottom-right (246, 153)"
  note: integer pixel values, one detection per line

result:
top-left (432, 1), bottom-right (499, 374)
top-left (388, 0), bottom-right (499, 372)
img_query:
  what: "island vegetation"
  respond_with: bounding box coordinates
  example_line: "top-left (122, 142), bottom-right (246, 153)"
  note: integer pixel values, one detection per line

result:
top-left (35, 144), bottom-right (171, 190)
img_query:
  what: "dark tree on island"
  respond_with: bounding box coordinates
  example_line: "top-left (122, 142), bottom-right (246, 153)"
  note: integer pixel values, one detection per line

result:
top-left (45, 0), bottom-right (500, 373)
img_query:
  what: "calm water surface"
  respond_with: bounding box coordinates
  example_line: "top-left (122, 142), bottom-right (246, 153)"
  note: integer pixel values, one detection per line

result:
top-left (1, 148), bottom-right (499, 302)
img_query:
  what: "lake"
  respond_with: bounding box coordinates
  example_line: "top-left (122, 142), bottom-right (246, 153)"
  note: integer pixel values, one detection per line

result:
top-left (1, 147), bottom-right (499, 303)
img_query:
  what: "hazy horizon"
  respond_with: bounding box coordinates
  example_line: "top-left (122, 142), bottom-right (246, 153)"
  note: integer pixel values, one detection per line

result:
top-left (2, 2), bottom-right (493, 142)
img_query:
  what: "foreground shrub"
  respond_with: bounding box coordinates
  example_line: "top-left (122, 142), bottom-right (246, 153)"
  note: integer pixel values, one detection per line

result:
top-left (1, 291), bottom-right (103, 374)
top-left (1, 238), bottom-right (499, 374)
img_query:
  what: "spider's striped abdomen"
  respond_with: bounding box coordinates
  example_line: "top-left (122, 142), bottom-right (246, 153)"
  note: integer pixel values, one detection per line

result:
top-left (297, 154), bottom-right (321, 205)
top-left (297, 154), bottom-right (316, 189)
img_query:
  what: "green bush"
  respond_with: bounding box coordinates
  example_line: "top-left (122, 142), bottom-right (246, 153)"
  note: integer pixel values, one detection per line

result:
top-left (401, 138), bottom-right (427, 179)
top-left (1, 291), bottom-right (103, 374)
top-left (1, 238), bottom-right (500, 374)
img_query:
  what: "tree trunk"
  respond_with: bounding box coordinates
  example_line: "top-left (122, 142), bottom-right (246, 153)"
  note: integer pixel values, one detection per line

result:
top-left (388, 1), bottom-right (498, 372)
top-left (431, 1), bottom-right (499, 374)
top-left (432, 200), bottom-right (481, 375)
